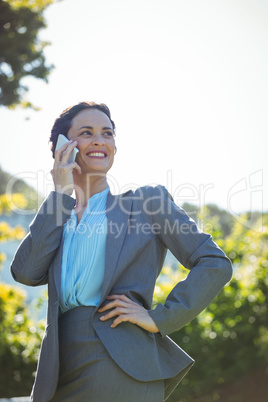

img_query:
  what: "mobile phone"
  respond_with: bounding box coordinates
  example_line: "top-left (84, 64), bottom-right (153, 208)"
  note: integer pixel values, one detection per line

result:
top-left (55, 134), bottom-right (79, 163)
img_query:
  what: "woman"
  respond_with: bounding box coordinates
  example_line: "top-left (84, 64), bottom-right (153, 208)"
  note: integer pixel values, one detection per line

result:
top-left (11, 101), bottom-right (232, 402)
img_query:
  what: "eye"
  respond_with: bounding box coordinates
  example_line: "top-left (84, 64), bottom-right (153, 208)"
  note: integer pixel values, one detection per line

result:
top-left (80, 130), bottom-right (92, 136)
top-left (103, 131), bottom-right (114, 137)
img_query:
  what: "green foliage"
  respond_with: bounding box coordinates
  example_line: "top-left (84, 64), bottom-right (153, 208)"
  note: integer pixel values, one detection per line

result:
top-left (0, 220), bottom-right (25, 242)
top-left (182, 202), bottom-right (236, 238)
top-left (0, 0), bottom-right (55, 108)
top-left (0, 190), bottom-right (26, 266)
top-left (0, 166), bottom-right (42, 211)
top-left (0, 184), bottom-right (45, 397)
top-left (153, 209), bottom-right (268, 401)
top-left (0, 188), bottom-right (45, 397)
top-left (0, 282), bottom-right (45, 397)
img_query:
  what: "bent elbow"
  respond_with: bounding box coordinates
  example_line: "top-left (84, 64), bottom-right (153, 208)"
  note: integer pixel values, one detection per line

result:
top-left (222, 258), bottom-right (233, 284)
top-left (10, 265), bottom-right (48, 287)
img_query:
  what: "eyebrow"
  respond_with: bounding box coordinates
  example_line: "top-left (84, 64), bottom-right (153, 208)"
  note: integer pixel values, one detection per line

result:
top-left (78, 126), bottom-right (113, 131)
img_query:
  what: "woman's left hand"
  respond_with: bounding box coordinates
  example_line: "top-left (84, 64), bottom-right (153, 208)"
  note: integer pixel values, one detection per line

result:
top-left (98, 294), bottom-right (159, 333)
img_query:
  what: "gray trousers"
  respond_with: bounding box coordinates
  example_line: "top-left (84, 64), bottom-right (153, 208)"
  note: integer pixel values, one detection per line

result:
top-left (49, 306), bottom-right (164, 402)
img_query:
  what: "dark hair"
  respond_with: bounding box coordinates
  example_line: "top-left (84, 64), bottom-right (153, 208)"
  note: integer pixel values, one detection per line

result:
top-left (49, 101), bottom-right (116, 158)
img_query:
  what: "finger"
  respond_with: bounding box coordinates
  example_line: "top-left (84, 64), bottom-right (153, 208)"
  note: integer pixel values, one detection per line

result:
top-left (99, 306), bottom-right (131, 321)
top-left (99, 299), bottom-right (130, 313)
top-left (69, 162), bottom-right (82, 174)
top-left (60, 141), bottom-right (78, 164)
top-left (110, 314), bottom-right (133, 328)
top-left (99, 295), bottom-right (135, 310)
top-left (54, 140), bottom-right (73, 162)
top-left (55, 140), bottom-right (77, 164)
top-left (106, 294), bottom-right (128, 300)
top-left (106, 294), bottom-right (136, 305)
top-left (50, 162), bottom-right (81, 180)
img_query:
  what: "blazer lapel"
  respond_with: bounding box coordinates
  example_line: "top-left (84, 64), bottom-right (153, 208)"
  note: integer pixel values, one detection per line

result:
top-left (100, 191), bottom-right (132, 301)
top-left (53, 234), bottom-right (64, 298)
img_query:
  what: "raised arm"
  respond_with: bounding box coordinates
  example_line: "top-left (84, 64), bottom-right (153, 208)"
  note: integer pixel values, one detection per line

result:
top-left (10, 191), bottom-right (75, 287)
top-left (11, 137), bottom-right (81, 286)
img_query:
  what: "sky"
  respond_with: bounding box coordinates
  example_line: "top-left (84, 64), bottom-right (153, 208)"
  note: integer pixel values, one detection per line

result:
top-left (1, 0), bottom-right (268, 218)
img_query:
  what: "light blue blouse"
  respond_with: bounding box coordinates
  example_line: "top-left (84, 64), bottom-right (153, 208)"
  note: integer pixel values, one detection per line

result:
top-left (59, 187), bottom-right (109, 314)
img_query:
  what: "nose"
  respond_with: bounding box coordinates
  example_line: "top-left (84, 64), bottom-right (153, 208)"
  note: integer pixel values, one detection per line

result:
top-left (92, 133), bottom-right (104, 146)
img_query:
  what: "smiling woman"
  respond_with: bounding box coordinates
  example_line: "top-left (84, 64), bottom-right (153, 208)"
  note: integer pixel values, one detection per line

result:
top-left (10, 101), bottom-right (232, 402)
top-left (49, 102), bottom-right (116, 217)
top-left (67, 108), bottom-right (115, 175)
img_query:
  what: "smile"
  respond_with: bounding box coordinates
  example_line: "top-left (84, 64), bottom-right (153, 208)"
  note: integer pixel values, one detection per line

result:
top-left (87, 152), bottom-right (107, 158)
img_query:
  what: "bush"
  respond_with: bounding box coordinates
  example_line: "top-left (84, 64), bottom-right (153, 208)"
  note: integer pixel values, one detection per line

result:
top-left (153, 212), bottom-right (268, 401)
top-left (0, 189), bottom-right (44, 397)
top-left (0, 283), bottom-right (45, 397)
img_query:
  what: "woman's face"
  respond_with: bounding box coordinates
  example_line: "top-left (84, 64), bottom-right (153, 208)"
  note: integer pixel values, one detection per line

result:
top-left (67, 108), bottom-right (115, 175)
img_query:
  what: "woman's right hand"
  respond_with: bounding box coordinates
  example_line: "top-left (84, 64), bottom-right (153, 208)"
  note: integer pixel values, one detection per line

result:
top-left (50, 140), bottom-right (81, 196)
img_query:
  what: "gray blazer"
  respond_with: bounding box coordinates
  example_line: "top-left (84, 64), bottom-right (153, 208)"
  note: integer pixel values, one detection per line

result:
top-left (10, 185), bottom-right (232, 402)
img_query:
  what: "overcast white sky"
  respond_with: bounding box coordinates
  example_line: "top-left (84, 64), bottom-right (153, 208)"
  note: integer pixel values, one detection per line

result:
top-left (1, 0), bottom-right (267, 216)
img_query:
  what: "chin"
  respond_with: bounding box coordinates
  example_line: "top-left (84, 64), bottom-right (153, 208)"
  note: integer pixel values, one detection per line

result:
top-left (82, 167), bottom-right (111, 176)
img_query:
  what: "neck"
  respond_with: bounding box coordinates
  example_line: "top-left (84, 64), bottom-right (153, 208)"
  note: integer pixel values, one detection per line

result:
top-left (73, 173), bottom-right (109, 208)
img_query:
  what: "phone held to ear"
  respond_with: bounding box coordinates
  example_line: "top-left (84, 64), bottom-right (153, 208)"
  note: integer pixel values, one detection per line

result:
top-left (55, 134), bottom-right (79, 164)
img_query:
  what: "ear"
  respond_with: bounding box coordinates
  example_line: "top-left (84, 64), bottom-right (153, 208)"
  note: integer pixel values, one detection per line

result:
top-left (114, 146), bottom-right (117, 155)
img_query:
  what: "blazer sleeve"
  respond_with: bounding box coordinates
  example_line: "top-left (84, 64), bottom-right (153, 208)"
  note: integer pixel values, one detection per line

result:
top-left (148, 185), bottom-right (232, 337)
top-left (10, 191), bottom-right (75, 287)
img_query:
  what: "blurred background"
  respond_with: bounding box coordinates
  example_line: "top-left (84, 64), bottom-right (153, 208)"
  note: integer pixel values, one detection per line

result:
top-left (0, 0), bottom-right (267, 400)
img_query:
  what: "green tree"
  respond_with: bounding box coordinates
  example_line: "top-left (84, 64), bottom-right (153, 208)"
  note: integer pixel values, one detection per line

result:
top-left (0, 191), bottom-right (45, 397)
top-left (0, 283), bottom-right (45, 397)
top-left (153, 210), bottom-right (268, 401)
top-left (0, 0), bottom-right (56, 108)
top-left (0, 166), bottom-right (43, 211)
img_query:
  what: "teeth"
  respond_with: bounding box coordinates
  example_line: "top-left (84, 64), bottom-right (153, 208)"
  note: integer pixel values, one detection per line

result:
top-left (88, 152), bottom-right (105, 157)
